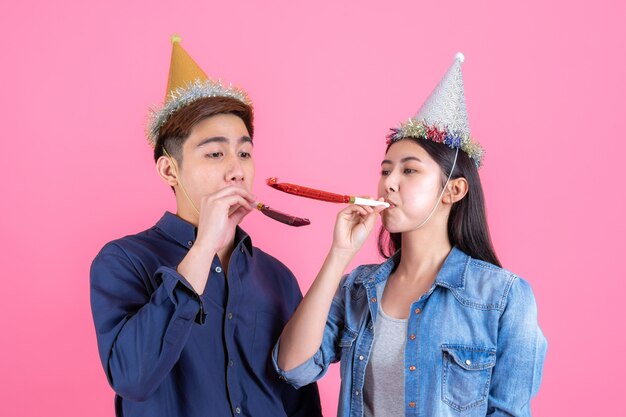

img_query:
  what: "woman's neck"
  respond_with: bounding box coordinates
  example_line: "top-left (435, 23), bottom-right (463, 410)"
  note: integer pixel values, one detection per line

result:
top-left (394, 225), bottom-right (452, 284)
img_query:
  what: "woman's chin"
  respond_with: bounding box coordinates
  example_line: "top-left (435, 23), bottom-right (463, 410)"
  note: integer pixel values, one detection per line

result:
top-left (381, 219), bottom-right (404, 234)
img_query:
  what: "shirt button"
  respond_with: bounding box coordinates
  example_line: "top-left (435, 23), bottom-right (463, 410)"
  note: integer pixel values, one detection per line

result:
top-left (240, 246), bottom-right (244, 253)
top-left (229, 359), bottom-right (234, 367)
top-left (187, 241), bottom-right (193, 246)
top-left (227, 312), bottom-right (233, 320)
top-left (409, 401), bottom-right (416, 408)
top-left (355, 390), bottom-right (360, 396)
top-left (409, 365), bottom-right (416, 371)
top-left (235, 406), bottom-right (241, 414)
top-left (465, 359), bottom-right (472, 365)
top-left (215, 266), bottom-right (222, 273)
top-left (359, 355), bottom-right (364, 361)
top-left (414, 308), bottom-right (421, 314)
top-left (371, 297), bottom-right (377, 303)
top-left (409, 334), bottom-right (416, 340)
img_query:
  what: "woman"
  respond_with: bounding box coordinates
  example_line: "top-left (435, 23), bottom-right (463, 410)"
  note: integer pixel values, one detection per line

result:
top-left (273, 53), bottom-right (547, 417)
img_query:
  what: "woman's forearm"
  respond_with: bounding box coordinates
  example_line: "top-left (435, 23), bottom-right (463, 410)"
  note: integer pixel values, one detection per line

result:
top-left (277, 249), bottom-right (354, 371)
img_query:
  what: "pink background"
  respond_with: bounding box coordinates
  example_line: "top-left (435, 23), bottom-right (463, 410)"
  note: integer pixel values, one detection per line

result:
top-left (1, 1), bottom-right (624, 416)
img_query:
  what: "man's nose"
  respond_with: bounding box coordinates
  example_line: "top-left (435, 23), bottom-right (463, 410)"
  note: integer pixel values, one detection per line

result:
top-left (225, 155), bottom-right (245, 183)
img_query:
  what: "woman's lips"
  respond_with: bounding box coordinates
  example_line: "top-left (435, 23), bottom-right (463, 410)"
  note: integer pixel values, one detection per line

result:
top-left (384, 198), bottom-right (397, 208)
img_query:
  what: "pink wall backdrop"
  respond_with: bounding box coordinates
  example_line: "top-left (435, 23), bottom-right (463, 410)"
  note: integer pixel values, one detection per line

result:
top-left (1, 0), bottom-right (624, 415)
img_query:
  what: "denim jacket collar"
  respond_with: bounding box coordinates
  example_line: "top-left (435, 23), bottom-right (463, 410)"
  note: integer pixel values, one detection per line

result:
top-left (434, 246), bottom-right (470, 290)
top-left (357, 246), bottom-right (470, 290)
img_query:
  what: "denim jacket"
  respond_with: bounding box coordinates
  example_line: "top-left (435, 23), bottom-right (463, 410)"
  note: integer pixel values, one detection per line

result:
top-left (273, 247), bottom-right (547, 417)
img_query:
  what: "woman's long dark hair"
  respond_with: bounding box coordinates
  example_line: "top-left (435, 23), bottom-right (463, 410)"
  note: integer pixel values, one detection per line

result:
top-left (377, 138), bottom-right (501, 267)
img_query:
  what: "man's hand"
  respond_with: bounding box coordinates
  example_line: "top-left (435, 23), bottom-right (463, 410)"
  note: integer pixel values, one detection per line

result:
top-left (194, 186), bottom-right (256, 254)
top-left (178, 186), bottom-right (255, 295)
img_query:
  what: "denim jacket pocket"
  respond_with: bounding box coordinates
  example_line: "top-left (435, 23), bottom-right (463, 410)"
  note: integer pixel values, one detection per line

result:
top-left (441, 345), bottom-right (496, 412)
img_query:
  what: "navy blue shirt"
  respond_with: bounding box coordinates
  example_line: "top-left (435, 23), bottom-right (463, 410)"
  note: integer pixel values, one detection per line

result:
top-left (90, 212), bottom-right (322, 417)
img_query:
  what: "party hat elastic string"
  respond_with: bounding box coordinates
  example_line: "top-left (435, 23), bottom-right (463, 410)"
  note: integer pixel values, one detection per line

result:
top-left (162, 147), bottom-right (200, 215)
top-left (414, 147), bottom-right (459, 230)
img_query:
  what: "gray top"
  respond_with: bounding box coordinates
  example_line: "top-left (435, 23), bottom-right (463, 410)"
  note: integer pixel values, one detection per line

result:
top-left (363, 283), bottom-right (408, 417)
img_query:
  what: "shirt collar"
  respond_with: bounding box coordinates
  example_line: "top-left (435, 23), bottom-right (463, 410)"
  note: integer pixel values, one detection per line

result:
top-left (234, 225), bottom-right (254, 256)
top-left (155, 211), bottom-right (254, 255)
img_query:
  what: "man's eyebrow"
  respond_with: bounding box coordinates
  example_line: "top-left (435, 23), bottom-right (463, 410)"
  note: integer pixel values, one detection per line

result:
top-left (196, 137), bottom-right (228, 148)
top-left (196, 136), bottom-right (253, 148)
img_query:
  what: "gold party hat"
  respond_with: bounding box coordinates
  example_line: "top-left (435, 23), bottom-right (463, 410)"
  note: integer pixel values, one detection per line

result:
top-left (147, 35), bottom-right (252, 146)
top-left (164, 35), bottom-right (209, 100)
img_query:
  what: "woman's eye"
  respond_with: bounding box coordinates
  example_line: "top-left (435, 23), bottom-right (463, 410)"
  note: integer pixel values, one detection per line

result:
top-left (381, 170), bottom-right (390, 176)
top-left (206, 152), bottom-right (223, 158)
top-left (239, 152), bottom-right (252, 159)
top-left (403, 168), bottom-right (416, 174)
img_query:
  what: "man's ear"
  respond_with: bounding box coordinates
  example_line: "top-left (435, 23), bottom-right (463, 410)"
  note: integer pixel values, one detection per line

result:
top-left (443, 177), bottom-right (469, 204)
top-left (156, 156), bottom-right (179, 187)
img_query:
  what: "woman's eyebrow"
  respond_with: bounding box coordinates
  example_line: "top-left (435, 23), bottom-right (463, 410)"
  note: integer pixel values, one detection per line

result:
top-left (381, 156), bottom-right (423, 165)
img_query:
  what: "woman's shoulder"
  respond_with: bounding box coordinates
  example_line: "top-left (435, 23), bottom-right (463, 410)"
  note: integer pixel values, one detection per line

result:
top-left (455, 253), bottom-right (534, 312)
top-left (466, 256), bottom-right (517, 280)
top-left (465, 256), bottom-right (535, 291)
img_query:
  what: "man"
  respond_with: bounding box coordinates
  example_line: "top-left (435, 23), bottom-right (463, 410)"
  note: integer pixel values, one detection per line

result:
top-left (90, 36), bottom-right (322, 417)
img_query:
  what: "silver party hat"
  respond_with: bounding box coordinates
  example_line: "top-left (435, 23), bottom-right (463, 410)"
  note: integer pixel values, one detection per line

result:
top-left (416, 52), bottom-right (470, 135)
top-left (388, 52), bottom-right (484, 167)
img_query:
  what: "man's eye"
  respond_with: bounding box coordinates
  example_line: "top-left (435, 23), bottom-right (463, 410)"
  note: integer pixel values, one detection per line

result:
top-left (206, 152), bottom-right (223, 158)
top-left (239, 152), bottom-right (252, 159)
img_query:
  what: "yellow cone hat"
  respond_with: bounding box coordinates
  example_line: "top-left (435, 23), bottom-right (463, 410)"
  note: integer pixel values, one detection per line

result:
top-left (165, 35), bottom-right (208, 100)
top-left (147, 35), bottom-right (252, 146)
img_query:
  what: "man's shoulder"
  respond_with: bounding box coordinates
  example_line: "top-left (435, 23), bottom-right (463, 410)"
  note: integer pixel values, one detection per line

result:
top-left (246, 245), bottom-right (305, 306)
top-left (93, 225), bottom-right (164, 267)
top-left (250, 245), bottom-right (295, 278)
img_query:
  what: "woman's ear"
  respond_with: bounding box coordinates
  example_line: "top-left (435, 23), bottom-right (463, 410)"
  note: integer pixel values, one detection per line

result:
top-left (156, 156), bottom-right (179, 187)
top-left (444, 177), bottom-right (469, 204)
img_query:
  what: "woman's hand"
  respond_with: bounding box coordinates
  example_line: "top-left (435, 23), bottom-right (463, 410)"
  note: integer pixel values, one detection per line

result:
top-left (331, 198), bottom-right (387, 255)
top-left (277, 197), bottom-right (387, 372)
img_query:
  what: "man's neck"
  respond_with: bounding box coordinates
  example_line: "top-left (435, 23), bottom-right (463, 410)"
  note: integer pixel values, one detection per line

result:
top-left (217, 239), bottom-right (236, 277)
top-left (175, 206), bottom-right (238, 276)
top-left (175, 202), bottom-right (199, 227)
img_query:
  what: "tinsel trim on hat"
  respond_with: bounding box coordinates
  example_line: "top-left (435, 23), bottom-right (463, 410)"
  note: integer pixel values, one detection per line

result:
top-left (146, 78), bottom-right (252, 146)
top-left (387, 118), bottom-right (484, 168)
